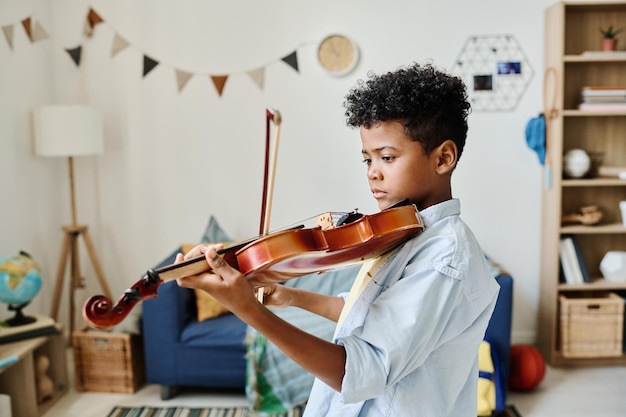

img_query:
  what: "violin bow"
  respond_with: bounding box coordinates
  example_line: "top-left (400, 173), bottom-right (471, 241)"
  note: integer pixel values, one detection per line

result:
top-left (259, 107), bottom-right (282, 236)
top-left (256, 108), bottom-right (282, 302)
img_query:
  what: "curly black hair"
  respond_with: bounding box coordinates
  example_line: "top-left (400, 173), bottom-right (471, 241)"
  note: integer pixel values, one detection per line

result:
top-left (343, 63), bottom-right (471, 159)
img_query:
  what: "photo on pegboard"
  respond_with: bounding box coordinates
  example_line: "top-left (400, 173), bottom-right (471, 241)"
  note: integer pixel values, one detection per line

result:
top-left (451, 34), bottom-right (534, 112)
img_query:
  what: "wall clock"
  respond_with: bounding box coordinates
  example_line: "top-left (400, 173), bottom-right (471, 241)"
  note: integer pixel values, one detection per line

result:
top-left (317, 34), bottom-right (359, 76)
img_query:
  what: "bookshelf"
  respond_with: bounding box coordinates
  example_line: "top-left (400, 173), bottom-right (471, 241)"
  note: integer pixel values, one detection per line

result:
top-left (539, 1), bottom-right (626, 366)
top-left (0, 329), bottom-right (68, 417)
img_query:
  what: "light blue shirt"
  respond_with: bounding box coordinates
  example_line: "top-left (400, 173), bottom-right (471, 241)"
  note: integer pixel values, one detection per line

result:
top-left (303, 199), bottom-right (500, 417)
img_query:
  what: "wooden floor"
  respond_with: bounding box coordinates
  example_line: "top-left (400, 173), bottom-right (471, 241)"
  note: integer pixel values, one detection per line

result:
top-left (507, 365), bottom-right (626, 417)
top-left (41, 348), bottom-right (626, 417)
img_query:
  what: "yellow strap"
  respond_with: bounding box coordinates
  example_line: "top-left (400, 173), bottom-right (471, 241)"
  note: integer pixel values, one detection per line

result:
top-left (337, 251), bottom-right (394, 327)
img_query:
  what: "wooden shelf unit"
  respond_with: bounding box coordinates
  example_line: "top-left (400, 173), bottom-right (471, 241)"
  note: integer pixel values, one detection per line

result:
top-left (539, 1), bottom-right (626, 367)
top-left (0, 330), bottom-right (68, 417)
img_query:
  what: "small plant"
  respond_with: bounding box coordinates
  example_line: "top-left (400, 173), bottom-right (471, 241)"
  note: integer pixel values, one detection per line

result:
top-left (599, 25), bottom-right (624, 38)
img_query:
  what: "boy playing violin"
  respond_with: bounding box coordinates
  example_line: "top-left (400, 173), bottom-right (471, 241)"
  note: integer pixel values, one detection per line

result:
top-left (176, 62), bottom-right (500, 417)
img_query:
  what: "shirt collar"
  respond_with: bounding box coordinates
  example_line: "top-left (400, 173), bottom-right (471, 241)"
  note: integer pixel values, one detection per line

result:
top-left (418, 198), bottom-right (460, 228)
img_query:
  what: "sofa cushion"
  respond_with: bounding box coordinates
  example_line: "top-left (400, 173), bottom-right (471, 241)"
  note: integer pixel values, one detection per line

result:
top-left (180, 312), bottom-right (247, 347)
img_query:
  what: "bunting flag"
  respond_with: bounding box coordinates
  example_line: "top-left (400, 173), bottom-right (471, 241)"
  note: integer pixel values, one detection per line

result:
top-left (66, 46), bottom-right (82, 66)
top-left (110, 33), bottom-right (129, 57)
top-left (143, 54), bottom-right (159, 77)
top-left (30, 21), bottom-right (49, 42)
top-left (2, 25), bottom-right (13, 50)
top-left (21, 18), bottom-right (31, 41)
top-left (211, 75), bottom-right (228, 96)
top-left (281, 51), bottom-right (299, 72)
top-left (247, 67), bottom-right (265, 90)
top-left (85, 8), bottom-right (104, 37)
top-left (6, 8), bottom-right (313, 97)
top-left (175, 69), bottom-right (193, 92)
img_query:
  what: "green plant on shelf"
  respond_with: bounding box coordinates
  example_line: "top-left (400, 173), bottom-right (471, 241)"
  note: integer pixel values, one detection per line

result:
top-left (599, 25), bottom-right (624, 39)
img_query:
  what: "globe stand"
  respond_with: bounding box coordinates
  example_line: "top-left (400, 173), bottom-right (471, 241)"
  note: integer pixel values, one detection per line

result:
top-left (6, 302), bottom-right (37, 326)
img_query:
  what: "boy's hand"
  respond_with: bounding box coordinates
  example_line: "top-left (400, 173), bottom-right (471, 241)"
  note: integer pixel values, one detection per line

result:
top-left (261, 285), bottom-right (294, 308)
top-left (175, 244), bottom-right (259, 316)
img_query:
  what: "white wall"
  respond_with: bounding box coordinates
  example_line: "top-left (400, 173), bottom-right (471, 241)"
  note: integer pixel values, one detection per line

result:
top-left (0, 0), bottom-right (554, 343)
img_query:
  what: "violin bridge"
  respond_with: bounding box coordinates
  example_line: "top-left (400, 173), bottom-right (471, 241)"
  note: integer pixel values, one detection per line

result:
top-left (316, 212), bottom-right (335, 230)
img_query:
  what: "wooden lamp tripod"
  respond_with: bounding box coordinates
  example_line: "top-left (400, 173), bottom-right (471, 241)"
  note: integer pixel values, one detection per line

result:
top-left (34, 105), bottom-right (113, 335)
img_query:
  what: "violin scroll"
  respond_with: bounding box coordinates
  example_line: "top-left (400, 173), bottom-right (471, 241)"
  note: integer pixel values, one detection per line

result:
top-left (82, 295), bottom-right (116, 330)
top-left (82, 270), bottom-right (163, 329)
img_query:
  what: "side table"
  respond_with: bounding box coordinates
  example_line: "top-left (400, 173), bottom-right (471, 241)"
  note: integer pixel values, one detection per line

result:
top-left (0, 326), bottom-right (68, 417)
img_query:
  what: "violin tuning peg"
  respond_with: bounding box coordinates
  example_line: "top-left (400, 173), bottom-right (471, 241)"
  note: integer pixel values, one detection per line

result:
top-left (124, 287), bottom-right (142, 302)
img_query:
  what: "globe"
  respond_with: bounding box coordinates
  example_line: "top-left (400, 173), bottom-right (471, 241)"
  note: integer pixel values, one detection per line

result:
top-left (0, 251), bottom-right (43, 326)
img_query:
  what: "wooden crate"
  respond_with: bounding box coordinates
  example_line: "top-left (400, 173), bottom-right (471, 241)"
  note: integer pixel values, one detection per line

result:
top-left (560, 293), bottom-right (624, 359)
top-left (72, 328), bottom-right (146, 393)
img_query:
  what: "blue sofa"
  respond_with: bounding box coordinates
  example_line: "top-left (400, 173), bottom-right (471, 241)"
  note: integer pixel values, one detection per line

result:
top-left (142, 248), bottom-right (247, 400)
top-left (142, 247), bottom-right (513, 402)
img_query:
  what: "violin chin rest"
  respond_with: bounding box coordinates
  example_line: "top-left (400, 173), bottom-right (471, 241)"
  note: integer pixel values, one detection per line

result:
top-left (336, 211), bottom-right (364, 226)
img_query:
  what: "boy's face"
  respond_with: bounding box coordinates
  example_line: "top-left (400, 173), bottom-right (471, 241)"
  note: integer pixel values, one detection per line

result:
top-left (360, 120), bottom-right (453, 211)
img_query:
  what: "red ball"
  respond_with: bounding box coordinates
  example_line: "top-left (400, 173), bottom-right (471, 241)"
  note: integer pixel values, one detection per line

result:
top-left (508, 344), bottom-right (546, 392)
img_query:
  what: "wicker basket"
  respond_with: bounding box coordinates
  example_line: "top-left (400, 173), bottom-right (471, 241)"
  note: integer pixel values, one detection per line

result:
top-left (72, 328), bottom-right (146, 393)
top-left (560, 293), bottom-right (624, 358)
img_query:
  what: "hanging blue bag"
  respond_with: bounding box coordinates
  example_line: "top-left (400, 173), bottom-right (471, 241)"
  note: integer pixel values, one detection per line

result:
top-left (525, 113), bottom-right (546, 165)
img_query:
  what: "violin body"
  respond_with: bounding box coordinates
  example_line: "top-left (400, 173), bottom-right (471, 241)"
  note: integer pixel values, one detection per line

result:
top-left (239, 204), bottom-right (424, 283)
top-left (83, 204), bottom-right (424, 330)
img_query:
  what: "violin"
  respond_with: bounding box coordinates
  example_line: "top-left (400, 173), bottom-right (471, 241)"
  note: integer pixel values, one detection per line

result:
top-left (82, 203), bottom-right (424, 329)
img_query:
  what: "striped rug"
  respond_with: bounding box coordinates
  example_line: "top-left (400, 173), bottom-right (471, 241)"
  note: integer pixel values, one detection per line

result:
top-left (108, 404), bottom-right (519, 417)
top-left (107, 405), bottom-right (306, 417)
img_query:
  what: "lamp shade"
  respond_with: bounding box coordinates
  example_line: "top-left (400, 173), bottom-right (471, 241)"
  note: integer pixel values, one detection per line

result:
top-left (33, 105), bottom-right (104, 157)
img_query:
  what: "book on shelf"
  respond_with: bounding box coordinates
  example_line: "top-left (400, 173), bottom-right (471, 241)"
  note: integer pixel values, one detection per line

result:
top-left (558, 236), bottom-right (591, 285)
top-left (579, 86), bottom-right (626, 111)
top-left (580, 85), bottom-right (626, 96)
top-left (581, 51), bottom-right (626, 57)
top-left (578, 102), bottom-right (626, 112)
top-left (559, 237), bottom-right (579, 284)
top-left (582, 96), bottom-right (626, 103)
top-left (570, 235), bottom-right (591, 283)
top-left (0, 314), bottom-right (60, 344)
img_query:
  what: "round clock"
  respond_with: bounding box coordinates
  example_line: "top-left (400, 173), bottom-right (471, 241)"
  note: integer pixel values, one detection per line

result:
top-left (317, 34), bottom-right (359, 76)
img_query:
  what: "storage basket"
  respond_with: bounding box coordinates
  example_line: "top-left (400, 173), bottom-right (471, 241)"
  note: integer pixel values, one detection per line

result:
top-left (72, 328), bottom-right (146, 393)
top-left (560, 293), bottom-right (624, 358)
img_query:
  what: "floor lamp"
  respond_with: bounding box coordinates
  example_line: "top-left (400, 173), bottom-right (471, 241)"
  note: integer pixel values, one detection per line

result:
top-left (33, 105), bottom-right (113, 336)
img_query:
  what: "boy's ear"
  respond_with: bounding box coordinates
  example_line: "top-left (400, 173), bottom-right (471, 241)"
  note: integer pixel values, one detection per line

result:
top-left (435, 140), bottom-right (458, 174)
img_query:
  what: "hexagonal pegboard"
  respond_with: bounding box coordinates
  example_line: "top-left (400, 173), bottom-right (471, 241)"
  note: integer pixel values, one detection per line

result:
top-left (450, 34), bottom-right (534, 112)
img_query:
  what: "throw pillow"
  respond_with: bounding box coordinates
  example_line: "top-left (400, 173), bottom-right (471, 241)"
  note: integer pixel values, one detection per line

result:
top-left (201, 215), bottom-right (232, 243)
top-left (195, 289), bottom-right (230, 321)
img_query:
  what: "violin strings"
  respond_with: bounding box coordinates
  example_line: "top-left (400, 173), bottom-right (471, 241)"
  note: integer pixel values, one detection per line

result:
top-left (264, 211), bottom-right (354, 235)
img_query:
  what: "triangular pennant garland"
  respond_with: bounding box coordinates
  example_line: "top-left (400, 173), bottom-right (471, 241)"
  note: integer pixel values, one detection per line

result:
top-left (281, 51), bottom-right (299, 72)
top-left (211, 75), bottom-right (228, 96)
top-left (7, 8), bottom-right (323, 97)
top-left (111, 33), bottom-right (130, 57)
top-left (143, 55), bottom-right (159, 77)
top-left (31, 21), bottom-right (49, 42)
top-left (175, 70), bottom-right (193, 92)
top-left (2, 25), bottom-right (14, 50)
top-left (21, 17), bottom-right (32, 42)
top-left (247, 67), bottom-right (265, 90)
top-left (66, 46), bottom-right (82, 66)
